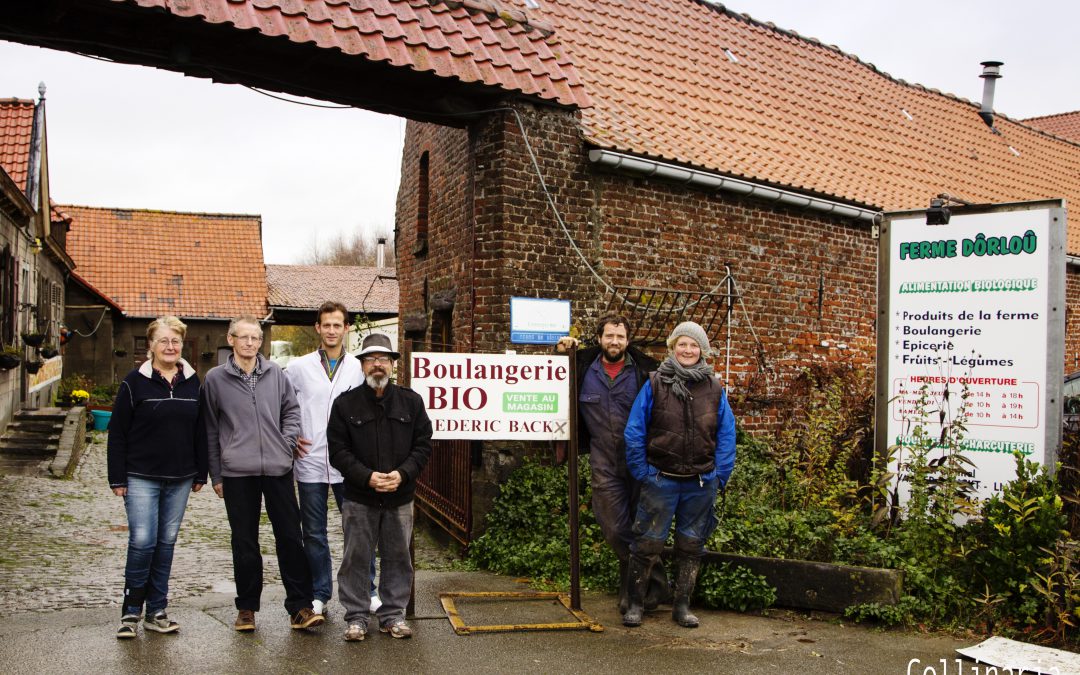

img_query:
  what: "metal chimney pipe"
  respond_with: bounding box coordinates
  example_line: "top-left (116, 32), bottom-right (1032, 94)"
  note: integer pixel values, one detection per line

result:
top-left (376, 237), bottom-right (386, 268)
top-left (979, 60), bottom-right (1003, 128)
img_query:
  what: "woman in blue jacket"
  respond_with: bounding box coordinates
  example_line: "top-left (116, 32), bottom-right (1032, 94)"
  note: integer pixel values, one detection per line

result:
top-left (623, 321), bottom-right (736, 628)
top-left (107, 316), bottom-right (206, 638)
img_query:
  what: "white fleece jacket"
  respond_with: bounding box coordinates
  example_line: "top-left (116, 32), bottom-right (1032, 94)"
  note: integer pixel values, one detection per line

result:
top-left (285, 349), bottom-right (365, 484)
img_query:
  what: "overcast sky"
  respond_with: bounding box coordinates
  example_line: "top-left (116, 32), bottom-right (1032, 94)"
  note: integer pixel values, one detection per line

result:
top-left (1, 0), bottom-right (1077, 263)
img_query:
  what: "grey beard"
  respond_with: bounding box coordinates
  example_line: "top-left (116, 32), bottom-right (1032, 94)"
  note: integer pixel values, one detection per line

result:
top-left (366, 373), bottom-right (390, 389)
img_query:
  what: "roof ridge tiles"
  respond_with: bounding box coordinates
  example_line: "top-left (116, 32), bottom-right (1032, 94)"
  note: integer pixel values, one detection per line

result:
top-left (1025, 110), bottom-right (1080, 122)
top-left (58, 204), bottom-right (263, 219)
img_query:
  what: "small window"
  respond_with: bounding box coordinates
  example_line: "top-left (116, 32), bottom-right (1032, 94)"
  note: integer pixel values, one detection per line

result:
top-left (414, 151), bottom-right (430, 256)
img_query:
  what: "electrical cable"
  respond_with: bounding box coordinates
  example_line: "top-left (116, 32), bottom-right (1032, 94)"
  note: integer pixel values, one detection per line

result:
top-left (72, 306), bottom-right (109, 338)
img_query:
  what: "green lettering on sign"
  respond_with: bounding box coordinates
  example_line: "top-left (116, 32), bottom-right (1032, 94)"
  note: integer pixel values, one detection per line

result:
top-left (502, 392), bottom-right (559, 413)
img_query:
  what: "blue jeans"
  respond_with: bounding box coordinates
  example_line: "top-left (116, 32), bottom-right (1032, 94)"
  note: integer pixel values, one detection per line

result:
top-left (631, 474), bottom-right (719, 553)
top-left (122, 476), bottom-right (193, 616)
top-left (298, 482), bottom-right (376, 603)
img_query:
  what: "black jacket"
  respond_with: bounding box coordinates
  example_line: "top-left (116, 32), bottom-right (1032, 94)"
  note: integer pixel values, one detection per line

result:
top-left (107, 359), bottom-right (207, 488)
top-left (326, 382), bottom-right (433, 507)
top-left (573, 344), bottom-right (658, 454)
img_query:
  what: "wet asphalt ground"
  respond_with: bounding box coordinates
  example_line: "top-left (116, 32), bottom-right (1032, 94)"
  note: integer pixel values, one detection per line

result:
top-left (0, 434), bottom-right (983, 674)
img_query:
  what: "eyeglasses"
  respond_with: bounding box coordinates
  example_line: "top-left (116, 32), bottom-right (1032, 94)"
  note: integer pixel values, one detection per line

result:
top-left (361, 355), bottom-right (393, 365)
top-left (155, 338), bottom-right (183, 347)
top-left (231, 334), bottom-right (263, 344)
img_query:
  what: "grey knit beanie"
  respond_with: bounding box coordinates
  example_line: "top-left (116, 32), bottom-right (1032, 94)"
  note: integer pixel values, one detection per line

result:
top-left (666, 321), bottom-right (711, 356)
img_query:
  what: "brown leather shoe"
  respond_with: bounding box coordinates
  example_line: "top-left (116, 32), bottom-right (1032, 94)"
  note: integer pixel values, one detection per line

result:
top-left (290, 607), bottom-right (325, 630)
top-left (234, 609), bottom-right (255, 632)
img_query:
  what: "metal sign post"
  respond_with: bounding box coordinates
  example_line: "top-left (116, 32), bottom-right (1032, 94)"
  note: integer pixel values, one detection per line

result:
top-left (567, 343), bottom-right (581, 610)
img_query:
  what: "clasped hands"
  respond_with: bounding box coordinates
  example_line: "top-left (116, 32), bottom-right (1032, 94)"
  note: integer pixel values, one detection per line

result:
top-left (369, 470), bottom-right (402, 493)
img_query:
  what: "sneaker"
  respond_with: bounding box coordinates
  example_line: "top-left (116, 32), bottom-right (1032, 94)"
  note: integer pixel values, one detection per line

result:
top-left (312, 599), bottom-right (326, 616)
top-left (290, 607), bottom-right (325, 630)
top-left (344, 622), bottom-right (367, 641)
top-left (379, 619), bottom-right (412, 639)
top-left (116, 615), bottom-right (139, 639)
top-left (234, 609), bottom-right (256, 632)
top-left (369, 594), bottom-right (382, 613)
top-left (143, 611), bottom-right (180, 634)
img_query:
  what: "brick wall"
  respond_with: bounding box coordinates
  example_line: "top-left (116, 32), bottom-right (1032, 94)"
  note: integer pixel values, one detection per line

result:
top-left (397, 101), bottom-right (882, 534)
top-left (1066, 267), bottom-right (1080, 375)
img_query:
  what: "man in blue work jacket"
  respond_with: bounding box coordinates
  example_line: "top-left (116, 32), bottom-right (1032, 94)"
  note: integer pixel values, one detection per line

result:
top-left (558, 315), bottom-right (671, 619)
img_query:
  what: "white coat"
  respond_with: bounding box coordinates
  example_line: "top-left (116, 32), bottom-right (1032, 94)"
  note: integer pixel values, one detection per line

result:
top-left (286, 349), bottom-right (365, 484)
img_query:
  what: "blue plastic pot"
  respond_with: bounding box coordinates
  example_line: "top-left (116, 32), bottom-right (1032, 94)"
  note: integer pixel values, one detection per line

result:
top-left (90, 409), bottom-right (112, 431)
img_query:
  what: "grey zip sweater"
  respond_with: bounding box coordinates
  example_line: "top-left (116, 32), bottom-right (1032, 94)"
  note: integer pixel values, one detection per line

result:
top-left (201, 353), bottom-right (301, 484)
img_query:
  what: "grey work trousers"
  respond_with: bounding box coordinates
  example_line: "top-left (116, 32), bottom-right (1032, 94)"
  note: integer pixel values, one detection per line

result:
top-left (339, 499), bottom-right (413, 627)
top-left (591, 455), bottom-right (639, 561)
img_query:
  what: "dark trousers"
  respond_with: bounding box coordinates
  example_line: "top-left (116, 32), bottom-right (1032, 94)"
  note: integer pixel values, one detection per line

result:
top-left (222, 473), bottom-right (313, 615)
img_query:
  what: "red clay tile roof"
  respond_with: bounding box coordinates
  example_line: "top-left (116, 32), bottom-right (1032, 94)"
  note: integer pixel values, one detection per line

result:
top-left (0, 98), bottom-right (35, 194)
top-left (1024, 111), bottom-right (1080, 145)
top-left (539, 0), bottom-right (1080, 251)
top-left (63, 205), bottom-right (267, 319)
top-left (267, 264), bottom-right (398, 316)
top-left (115, 0), bottom-right (590, 108)
top-left (50, 200), bottom-right (70, 224)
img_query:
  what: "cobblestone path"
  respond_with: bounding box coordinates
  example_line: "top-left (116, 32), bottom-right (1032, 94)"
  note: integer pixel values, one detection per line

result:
top-left (0, 433), bottom-right (344, 614)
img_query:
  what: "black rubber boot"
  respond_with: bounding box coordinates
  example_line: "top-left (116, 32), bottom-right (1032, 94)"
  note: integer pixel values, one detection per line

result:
top-left (621, 556), bottom-right (652, 627)
top-left (644, 563), bottom-right (673, 610)
top-left (617, 559), bottom-right (630, 615)
top-left (672, 536), bottom-right (703, 628)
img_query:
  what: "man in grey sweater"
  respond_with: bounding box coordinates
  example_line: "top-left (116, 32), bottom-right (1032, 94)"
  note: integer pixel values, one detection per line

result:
top-left (202, 315), bottom-right (323, 633)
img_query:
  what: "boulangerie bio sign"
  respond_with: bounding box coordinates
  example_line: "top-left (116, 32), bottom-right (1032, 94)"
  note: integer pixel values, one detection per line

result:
top-left (411, 352), bottom-right (571, 440)
top-left (875, 200), bottom-right (1065, 507)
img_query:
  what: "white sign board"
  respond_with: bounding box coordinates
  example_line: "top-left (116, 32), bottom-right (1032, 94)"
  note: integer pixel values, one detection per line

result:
top-left (411, 352), bottom-right (571, 440)
top-left (510, 297), bottom-right (570, 344)
top-left (876, 200), bottom-right (1065, 506)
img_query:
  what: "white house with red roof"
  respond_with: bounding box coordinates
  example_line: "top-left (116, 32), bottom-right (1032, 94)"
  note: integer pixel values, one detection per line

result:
top-left (0, 86), bottom-right (74, 423)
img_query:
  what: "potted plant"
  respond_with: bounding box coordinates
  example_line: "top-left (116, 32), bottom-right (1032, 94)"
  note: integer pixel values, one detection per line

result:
top-left (23, 360), bottom-right (42, 374)
top-left (88, 382), bottom-right (120, 411)
top-left (0, 346), bottom-right (21, 370)
top-left (69, 389), bottom-right (90, 406)
top-left (38, 343), bottom-right (59, 359)
top-left (21, 332), bottom-right (46, 348)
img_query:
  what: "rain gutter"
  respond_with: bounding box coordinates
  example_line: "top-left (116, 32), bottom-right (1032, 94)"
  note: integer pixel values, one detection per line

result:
top-left (588, 149), bottom-right (881, 224)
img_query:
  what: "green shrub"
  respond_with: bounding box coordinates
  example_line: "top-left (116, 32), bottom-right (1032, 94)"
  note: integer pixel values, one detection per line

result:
top-left (694, 562), bottom-right (775, 612)
top-left (964, 454), bottom-right (1068, 629)
top-left (468, 456), bottom-right (618, 592)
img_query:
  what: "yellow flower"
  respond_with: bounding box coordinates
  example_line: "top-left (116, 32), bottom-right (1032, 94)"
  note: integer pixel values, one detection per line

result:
top-left (71, 390), bottom-right (90, 402)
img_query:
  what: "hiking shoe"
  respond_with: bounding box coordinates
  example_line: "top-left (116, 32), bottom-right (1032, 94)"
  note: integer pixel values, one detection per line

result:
top-left (116, 615), bottom-right (139, 639)
top-left (290, 607), bottom-right (325, 630)
top-left (143, 611), bottom-right (180, 634)
top-left (344, 622), bottom-right (367, 641)
top-left (380, 619), bottom-right (412, 639)
top-left (234, 609), bottom-right (256, 632)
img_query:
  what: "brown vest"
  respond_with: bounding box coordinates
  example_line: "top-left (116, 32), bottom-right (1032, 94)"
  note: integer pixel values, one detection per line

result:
top-left (645, 372), bottom-right (722, 475)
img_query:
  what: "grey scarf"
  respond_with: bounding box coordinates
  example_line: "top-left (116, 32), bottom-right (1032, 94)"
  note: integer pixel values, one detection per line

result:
top-left (656, 356), bottom-right (713, 401)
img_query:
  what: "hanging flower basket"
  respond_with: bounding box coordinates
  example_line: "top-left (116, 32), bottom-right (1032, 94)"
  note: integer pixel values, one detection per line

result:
top-left (23, 360), bottom-right (42, 374)
top-left (113, 348), bottom-right (128, 357)
top-left (0, 353), bottom-right (21, 370)
top-left (39, 346), bottom-right (59, 359)
top-left (21, 333), bottom-right (46, 348)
